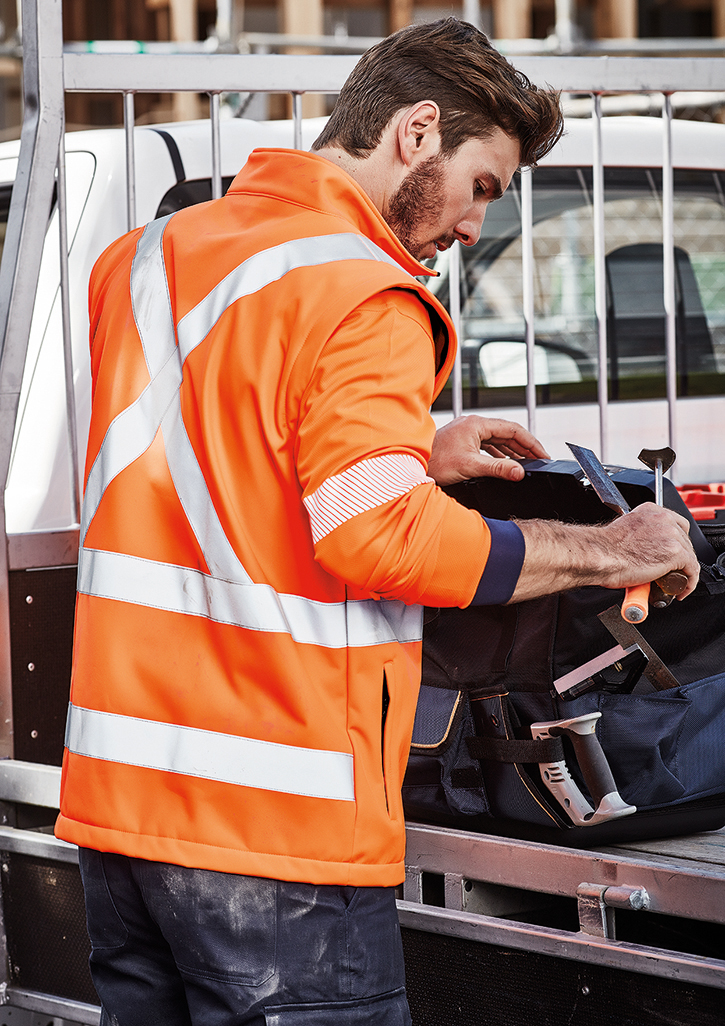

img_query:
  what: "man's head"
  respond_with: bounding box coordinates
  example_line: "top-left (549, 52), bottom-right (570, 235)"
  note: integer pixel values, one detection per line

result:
top-left (312, 18), bottom-right (563, 169)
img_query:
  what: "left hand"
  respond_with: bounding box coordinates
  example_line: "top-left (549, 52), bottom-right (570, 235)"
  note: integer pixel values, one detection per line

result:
top-left (427, 415), bottom-right (550, 486)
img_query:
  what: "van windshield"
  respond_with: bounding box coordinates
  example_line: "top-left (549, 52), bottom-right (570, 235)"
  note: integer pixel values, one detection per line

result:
top-left (426, 166), bottom-right (725, 411)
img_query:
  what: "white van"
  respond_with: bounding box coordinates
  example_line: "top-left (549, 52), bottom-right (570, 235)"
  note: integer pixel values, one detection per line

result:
top-left (0, 117), bottom-right (326, 535)
top-left (0, 114), bottom-right (723, 539)
top-left (426, 117), bottom-right (725, 484)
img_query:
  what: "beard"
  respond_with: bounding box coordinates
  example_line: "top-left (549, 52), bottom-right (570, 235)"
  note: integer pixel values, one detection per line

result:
top-left (383, 153), bottom-right (454, 260)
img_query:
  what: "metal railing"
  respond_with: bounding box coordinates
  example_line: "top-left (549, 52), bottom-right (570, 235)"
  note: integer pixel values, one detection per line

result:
top-left (0, 0), bottom-right (724, 1016)
top-left (0, 0), bottom-right (724, 755)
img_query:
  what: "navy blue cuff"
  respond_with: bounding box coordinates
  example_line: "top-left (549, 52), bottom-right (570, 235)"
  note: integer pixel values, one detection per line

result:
top-left (471, 518), bottom-right (526, 606)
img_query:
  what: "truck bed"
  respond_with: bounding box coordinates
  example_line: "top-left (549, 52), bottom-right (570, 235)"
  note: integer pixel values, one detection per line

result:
top-left (399, 821), bottom-right (725, 1024)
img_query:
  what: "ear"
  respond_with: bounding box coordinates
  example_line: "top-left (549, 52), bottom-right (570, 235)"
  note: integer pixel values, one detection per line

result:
top-left (397, 101), bottom-right (441, 168)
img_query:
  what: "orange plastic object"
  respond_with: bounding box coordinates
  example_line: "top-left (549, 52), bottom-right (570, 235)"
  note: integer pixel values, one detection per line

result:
top-left (677, 483), bottom-right (725, 522)
top-left (622, 583), bottom-right (650, 623)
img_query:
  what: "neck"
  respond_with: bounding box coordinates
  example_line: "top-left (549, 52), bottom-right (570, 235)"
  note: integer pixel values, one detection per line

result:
top-left (313, 140), bottom-right (403, 218)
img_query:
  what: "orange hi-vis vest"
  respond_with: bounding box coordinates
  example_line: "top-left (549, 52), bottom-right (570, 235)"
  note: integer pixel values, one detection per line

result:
top-left (56, 149), bottom-right (500, 886)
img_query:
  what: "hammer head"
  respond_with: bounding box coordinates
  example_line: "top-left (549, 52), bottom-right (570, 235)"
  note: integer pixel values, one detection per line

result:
top-left (638, 446), bottom-right (676, 474)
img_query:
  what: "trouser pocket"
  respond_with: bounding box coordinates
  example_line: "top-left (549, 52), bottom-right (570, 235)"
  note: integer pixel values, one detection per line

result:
top-left (264, 988), bottom-right (411, 1025)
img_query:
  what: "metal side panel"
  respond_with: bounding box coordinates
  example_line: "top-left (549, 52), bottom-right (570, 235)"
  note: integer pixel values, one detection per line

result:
top-left (0, 849), bottom-right (97, 1010)
top-left (8, 564), bottom-right (76, 768)
top-left (404, 823), bottom-right (725, 925)
top-left (398, 900), bottom-right (725, 991)
top-left (399, 904), bottom-right (725, 1026)
top-left (4, 988), bottom-right (100, 1025)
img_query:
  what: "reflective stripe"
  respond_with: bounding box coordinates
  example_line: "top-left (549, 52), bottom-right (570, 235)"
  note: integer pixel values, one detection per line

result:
top-left (131, 215), bottom-right (177, 376)
top-left (133, 218), bottom-right (252, 583)
top-left (81, 223), bottom-right (421, 650)
top-left (84, 230), bottom-right (407, 543)
top-left (83, 218), bottom-right (253, 584)
top-left (81, 347), bottom-right (181, 542)
top-left (65, 704), bottom-right (355, 802)
top-left (160, 390), bottom-right (252, 582)
top-left (175, 233), bottom-right (405, 362)
top-left (304, 454), bottom-right (434, 545)
top-left (78, 547), bottom-right (424, 648)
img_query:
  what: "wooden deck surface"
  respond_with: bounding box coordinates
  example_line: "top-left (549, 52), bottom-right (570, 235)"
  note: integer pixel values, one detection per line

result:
top-left (604, 826), bottom-right (725, 872)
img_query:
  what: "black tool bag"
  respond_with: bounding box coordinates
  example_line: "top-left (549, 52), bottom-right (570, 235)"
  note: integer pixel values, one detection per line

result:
top-left (402, 459), bottom-right (725, 846)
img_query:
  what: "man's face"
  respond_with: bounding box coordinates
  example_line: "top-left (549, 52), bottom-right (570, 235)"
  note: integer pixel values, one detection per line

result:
top-left (384, 127), bottom-right (521, 261)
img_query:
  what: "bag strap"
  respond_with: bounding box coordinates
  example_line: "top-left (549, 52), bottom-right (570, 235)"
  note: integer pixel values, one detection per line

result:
top-left (466, 734), bottom-right (564, 764)
top-left (699, 553), bottom-right (725, 594)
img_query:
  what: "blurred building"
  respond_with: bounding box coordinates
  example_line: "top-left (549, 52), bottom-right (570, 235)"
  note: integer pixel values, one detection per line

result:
top-left (0, 0), bottom-right (724, 135)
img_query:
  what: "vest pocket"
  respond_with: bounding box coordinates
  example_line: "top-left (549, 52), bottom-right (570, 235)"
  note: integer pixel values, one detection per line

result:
top-left (381, 662), bottom-right (404, 823)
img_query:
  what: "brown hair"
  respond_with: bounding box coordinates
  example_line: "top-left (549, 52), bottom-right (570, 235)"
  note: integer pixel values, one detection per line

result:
top-left (312, 18), bottom-right (563, 168)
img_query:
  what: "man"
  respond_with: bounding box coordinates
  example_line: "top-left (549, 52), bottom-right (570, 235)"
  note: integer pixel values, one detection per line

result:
top-left (56, 17), bottom-right (698, 1026)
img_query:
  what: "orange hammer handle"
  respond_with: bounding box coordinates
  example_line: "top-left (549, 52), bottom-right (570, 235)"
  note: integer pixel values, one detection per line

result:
top-left (622, 583), bottom-right (650, 623)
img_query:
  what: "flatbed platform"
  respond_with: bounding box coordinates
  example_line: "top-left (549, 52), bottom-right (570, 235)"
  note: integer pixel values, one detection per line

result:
top-left (398, 823), bottom-right (725, 1024)
top-left (400, 822), bottom-right (725, 984)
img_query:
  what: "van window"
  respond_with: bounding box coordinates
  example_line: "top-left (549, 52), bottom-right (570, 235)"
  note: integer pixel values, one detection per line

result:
top-left (0, 184), bottom-right (12, 267)
top-left (155, 177), bottom-right (234, 218)
top-left (428, 167), bottom-right (725, 411)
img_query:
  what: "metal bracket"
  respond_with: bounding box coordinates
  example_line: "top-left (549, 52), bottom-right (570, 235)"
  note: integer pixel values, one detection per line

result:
top-left (577, 882), bottom-right (651, 938)
top-left (403, 867), bottom-right (423, 904)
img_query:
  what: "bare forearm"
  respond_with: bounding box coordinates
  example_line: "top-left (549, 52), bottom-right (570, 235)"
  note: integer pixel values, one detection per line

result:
top-left (509, 504), bottom-right (700, 603)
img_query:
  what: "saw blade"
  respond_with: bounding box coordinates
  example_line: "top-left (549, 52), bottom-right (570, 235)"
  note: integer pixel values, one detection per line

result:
top-left (566, 442), bottom-right (631, 516)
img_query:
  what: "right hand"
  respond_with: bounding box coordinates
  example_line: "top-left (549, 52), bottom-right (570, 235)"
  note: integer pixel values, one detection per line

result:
top-left (597, 502), bottom-right (699, 598)
top-left (509, 503), bottom-right (699, 603)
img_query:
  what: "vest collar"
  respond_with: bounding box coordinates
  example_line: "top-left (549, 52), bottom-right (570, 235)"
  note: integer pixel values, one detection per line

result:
top-left (229, 148), bottom-right (436, 279)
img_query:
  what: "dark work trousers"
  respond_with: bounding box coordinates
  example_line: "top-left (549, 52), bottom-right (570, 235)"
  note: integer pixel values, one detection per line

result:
top-left (78, 848), bottom-right (412, 1026)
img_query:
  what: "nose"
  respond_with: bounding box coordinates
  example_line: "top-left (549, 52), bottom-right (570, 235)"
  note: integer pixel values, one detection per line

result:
top-left (454, 204), bottom-right (488, 247)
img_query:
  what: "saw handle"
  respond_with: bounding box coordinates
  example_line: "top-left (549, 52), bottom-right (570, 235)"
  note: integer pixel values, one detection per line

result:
top-left (622, 567), bottom-right (688, 622)
top-left (622, 583), bottom-right (650, 623)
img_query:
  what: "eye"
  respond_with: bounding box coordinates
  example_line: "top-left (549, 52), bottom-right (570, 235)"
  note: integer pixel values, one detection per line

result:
top-left (475, 180), bottom-right (487, 197)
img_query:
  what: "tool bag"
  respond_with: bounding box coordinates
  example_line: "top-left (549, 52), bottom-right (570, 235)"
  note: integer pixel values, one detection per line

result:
top-left (402, 459), bottom-right (725, 846)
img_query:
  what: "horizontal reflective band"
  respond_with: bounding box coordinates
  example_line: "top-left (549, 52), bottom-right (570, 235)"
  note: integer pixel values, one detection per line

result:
top-left (304, 454), bottom-right (434, 545)
top-left (78, 547), bottom-right (424, 648)
top-left (65, 704), bottom-right (355, 802)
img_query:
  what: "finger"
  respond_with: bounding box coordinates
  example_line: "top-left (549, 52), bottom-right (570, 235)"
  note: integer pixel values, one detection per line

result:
top-left (480, 444), bottom-right (512, 459)
top-left (467, 416), bottom-right (550, 458)
top-left (486, 439), bottom-right (549, 460)
top-left (480, 437), bottom-right (540, 455)
top-left (467, 455), bottom-right (526, 481)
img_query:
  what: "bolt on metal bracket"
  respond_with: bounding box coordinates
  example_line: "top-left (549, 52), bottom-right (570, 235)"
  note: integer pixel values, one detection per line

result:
top-left (577, 882), bottom-right (650, 938)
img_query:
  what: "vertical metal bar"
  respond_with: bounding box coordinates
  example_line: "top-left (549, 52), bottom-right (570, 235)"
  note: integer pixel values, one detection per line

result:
top-left (292, 93), bottom-right (303, 149)
top-left (0, 0), bottom-right (66, 760)
top-left (123, 91), bottom-right (136, 231)
top-left (555, 0), bottom-right (576, 52)
top-left (56, 125), bottom-right (81, 526)
top-left (215, 0), bottom-right (233, 46)
top-left (592, 93), bottom-right (609, 462)
top-left (449, 241), bottom-right (463, 419)
top-left (210, 92), bottom-right (222, 199)
top-left (462, 0), bottom-right (482, 29)
top-left (0, 850), bottom-right (11, 1005)
top-left (662, 93), bottom-right (678, 464)
top-left (520, 166), bottom-right (536, 436)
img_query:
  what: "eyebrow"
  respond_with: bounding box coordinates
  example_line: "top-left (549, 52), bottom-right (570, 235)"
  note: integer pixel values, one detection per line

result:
top-left (488, 174), bottom-right (504, 200)
top-left (481, 173), bottom-right (504, 201)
